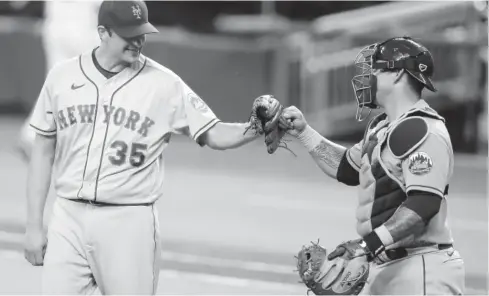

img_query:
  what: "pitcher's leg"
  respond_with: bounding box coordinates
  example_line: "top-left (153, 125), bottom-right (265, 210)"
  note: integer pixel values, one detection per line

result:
top-left (90, 204), bottom-right (161, 295)
top-left (42, 200), bottom-right (97, 295)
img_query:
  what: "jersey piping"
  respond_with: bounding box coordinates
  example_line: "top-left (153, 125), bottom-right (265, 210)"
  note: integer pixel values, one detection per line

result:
top-left (151, 204), bottom-right (157, 294)
top-left (193, 117), bottom-right (221, 142)
top-left (77, 54), bottom-right (100, 200)
top-left (93, 59), bottom-right (147, 201)
top-left (76, 54), bottom-right (147, 202)
top-left (92, 48), bottom-right (119, 79)
top-left (29, 124), bottom-right (57, 135)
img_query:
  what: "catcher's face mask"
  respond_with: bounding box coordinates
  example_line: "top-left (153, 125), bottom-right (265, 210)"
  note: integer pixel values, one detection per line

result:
top-left (351, 36), bottom-right (437, 122)
top-left (351, 43), bottom-right (380, 122)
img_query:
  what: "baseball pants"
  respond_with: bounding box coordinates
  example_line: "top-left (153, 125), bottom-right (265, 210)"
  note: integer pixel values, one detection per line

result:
top-left (360, 245), bottom-right (465, 295)
top-left (42, 197), bottom-right (161, 295)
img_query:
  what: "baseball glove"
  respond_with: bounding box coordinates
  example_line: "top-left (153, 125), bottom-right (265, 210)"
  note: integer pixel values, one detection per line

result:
top-left (245, 95), bottom-right (293, 155)
top-left (295, 240), bottom-right (369, 295)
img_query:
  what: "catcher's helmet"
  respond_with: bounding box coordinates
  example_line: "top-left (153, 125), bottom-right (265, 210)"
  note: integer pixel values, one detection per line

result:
top-left (351, 36), bottom-right (436, 121)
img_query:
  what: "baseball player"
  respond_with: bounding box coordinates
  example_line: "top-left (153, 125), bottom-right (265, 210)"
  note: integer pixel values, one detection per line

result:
top-left (22, 1), bottom-right (273, 294)
top-left (283, 37), bottom-right (465, 294)
top-left (18, 0), bottom-right (102, 161)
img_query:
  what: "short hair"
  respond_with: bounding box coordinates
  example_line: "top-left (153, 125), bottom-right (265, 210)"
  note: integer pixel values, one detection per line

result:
top-left (405, 73), bottom-right (424, 97)
top-left (379, 68), bottom-right (424, 97)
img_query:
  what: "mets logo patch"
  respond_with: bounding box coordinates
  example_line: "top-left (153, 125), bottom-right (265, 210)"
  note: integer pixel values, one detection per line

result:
top-left (408, 152), bottom-right (433, 175)
top-left (188, 93), bottom-right (209, 113)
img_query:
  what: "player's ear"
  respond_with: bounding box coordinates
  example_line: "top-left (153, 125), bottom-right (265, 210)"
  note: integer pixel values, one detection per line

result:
top-left (97, 25), bottom-right (111, 41)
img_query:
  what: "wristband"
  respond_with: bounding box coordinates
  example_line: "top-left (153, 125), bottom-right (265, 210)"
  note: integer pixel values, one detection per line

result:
top-left (296, 125), bottom-right (323, 151)
top-left (374, 225), bottom-right (394, 247)
top-left (363, 230), bottom-right (385, 260)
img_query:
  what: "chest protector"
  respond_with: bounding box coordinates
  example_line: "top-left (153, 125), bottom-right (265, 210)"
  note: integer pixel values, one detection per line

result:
top-left (355, 105), bottom-right (448, 239)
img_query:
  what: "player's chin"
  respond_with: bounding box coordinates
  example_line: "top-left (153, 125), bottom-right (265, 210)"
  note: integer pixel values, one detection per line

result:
top-left (122, 49), bottom-right (141, 62)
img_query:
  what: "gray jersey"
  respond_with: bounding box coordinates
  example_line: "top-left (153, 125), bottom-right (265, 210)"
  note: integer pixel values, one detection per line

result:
top-left (30, 51), bottom-right (220, 204)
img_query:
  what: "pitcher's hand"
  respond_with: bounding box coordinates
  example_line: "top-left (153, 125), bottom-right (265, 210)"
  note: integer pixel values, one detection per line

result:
top-left (24, 225), bottom-right (47, 266)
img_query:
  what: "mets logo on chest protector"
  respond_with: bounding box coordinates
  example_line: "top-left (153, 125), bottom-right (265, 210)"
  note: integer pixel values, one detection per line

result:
top-left (408, 151), bottom-right (433, 175)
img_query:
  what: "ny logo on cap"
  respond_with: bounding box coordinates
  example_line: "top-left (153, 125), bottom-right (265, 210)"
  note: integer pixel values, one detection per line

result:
top-left (132, 5), bottom-right (142, 19)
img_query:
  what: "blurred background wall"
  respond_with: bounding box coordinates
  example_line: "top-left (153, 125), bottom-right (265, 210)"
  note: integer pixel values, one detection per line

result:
top-left (0, 0), bottom-right (487, 154)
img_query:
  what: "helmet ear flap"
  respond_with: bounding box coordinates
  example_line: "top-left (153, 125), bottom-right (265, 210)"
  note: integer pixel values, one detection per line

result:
top-left (404, 70), bottom-right (427, 95)
top-left (405, 69), bottom-right (421, 84)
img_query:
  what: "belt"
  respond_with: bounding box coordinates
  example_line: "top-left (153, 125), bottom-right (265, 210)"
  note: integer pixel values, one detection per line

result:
top-left (375, 243), bottom-right (453, 264)
top-left (67, 198), bottom-right (153, 207)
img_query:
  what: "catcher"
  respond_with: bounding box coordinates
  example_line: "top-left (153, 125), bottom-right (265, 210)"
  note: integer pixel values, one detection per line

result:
top-left (264, 37), bottom-right (465, 295)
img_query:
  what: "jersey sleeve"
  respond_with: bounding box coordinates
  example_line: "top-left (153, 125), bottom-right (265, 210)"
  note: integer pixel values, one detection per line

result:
top-left (29, 72), bottom-right (57, 136)
top-left (402, 133), bottom-right (452, 198)
top-left (345, 140), bottom-right (363, 171)
top-left (170, 79), bottom-right (221, 145)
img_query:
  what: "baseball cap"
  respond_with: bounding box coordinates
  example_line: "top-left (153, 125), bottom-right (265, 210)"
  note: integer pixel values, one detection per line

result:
top-left (98, 0), bottom-right (159, 38)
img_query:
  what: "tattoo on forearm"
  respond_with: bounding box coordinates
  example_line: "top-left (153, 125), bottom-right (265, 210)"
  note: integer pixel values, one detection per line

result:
top-left (310, 140), bottom-right (345, 171)
top-left (384, 206), bottom-right (425, 243)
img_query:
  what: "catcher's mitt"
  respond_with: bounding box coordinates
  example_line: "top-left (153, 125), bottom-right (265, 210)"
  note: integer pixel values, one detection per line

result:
top-left (296, 240), bottom-right (369, 295)
top-left (244, 95), bottom-right (293, 155)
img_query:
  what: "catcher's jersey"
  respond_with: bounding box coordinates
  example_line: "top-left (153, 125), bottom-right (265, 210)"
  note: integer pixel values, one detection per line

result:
top-left (30, 50), bottom-right (220, 204)
top-left (346, 100), bottom-right (454, 248)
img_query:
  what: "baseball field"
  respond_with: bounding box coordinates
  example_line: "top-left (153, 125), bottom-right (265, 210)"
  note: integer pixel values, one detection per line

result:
top-left (0, 115), bottom-right (486, 294)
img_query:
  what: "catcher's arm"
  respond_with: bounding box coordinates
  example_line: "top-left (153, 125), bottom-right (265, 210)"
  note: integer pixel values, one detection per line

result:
top-left (327, 190), bottom-right (443, 262)
top-left (299, 127), bottom-right (347, 178)
top-left (363, 190), bottom-right (442, 257)
top-left (363, 130), bottom-right (449, 257)
top-left (282, 106), bottom-right (359, 185)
